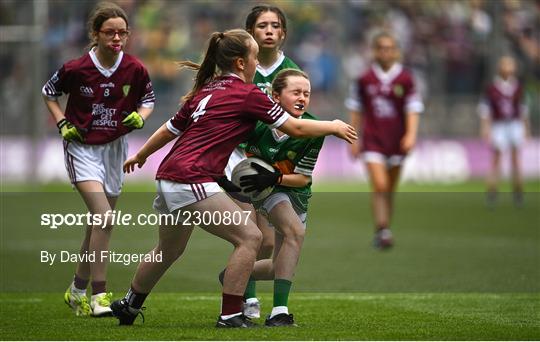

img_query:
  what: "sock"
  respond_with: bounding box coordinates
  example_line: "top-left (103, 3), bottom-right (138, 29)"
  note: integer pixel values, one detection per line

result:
top-left (273, 278), bottom-right (292, 308)
top-left (124, 286), bottom-right (148, 310)
top-left (221, 292), bottom-right (243, 317)
top-left (72, 274), bottom-right (88, 292)
top-left (91, 281), bottom-right (106, 295)
top-left (243, 277), bottom-right (257, 300)
top-left (270, 305), bottom-right (289, 319)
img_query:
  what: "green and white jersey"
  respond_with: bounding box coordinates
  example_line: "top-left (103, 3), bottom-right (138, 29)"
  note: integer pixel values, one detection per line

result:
top-left (253, 51), bottom-right (301, 95)
top-left (245, 112), bottom-right (324, 213)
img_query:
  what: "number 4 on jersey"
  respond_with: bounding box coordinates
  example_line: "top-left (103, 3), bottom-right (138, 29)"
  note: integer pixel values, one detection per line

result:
top-left (191, 94), bottom-right (212, 122)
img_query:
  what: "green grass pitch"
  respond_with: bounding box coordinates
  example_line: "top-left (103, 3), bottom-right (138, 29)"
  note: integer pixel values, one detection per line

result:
top-left (1, 180), bottom-right (539, 340)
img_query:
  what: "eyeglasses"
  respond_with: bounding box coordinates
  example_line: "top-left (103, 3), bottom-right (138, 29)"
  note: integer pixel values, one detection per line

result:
top-left (99, 29), bottom-right (130, 39)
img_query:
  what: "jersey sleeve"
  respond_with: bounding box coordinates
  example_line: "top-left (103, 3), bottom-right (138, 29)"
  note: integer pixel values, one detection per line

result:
top-left (293, 136), bottom-right (325, 176)
top-left (477, 96), bottom-right (491, 119)
top-left (344, 81), bottom-right (362, 112)
top-left (243, 87), bottom-right (290, 129)
top-left (137, 67), bottom-right (156, 109)
top-left (166, 102), bottom-right (190, 136)
top-left (41, 65), bottom-right (69, 100)
top-left (404, 75), bottom-right (424, 114)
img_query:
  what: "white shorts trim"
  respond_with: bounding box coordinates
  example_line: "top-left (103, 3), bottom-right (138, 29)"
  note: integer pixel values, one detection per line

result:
top-left (491, 120), bottom-right (525, 151)
top-left (224, 147), bottom-right (247, 179)
top-left (153, 180), bottom-right (222, 214)
top-left (363, 151), bottom-right (404, 167)
top-left (260, 193), bottom-right (307, 229)
top-left (63, 136), bottom-right (128, 197)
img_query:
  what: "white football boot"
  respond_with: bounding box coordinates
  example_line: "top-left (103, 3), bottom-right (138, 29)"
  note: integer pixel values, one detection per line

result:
top-left (90, 292), bottom-right (113, 317)
top-left (243, 298), bottom-right (261, 319)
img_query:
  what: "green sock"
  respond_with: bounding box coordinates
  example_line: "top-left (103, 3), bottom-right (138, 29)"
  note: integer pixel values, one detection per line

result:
top-left (273, 279), bottom-right (292, 307)
top-left (244, 277), bottom-right (257, 299)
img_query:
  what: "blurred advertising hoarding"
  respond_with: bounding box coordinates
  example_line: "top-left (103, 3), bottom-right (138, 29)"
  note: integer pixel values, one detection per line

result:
top-left (1, 137), bottom-right (539, 184)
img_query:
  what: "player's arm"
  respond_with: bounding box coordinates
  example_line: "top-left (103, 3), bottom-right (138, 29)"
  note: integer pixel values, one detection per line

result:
top-left (348, 109), bottom-right (362, 158)
top-left (43, 96), bottom-right (84, 142)
top-left (42, 96), bottom-right (65, 125)
top-left (401, 111), bottom-right (420, 153)
top-left (123, 123), bottom-right (176, 173)
top-left (478, 99), bottom-right (491, 143)
top-left (279, 117), bottom-right (357, 143)
top-left (280, 173), bottom-right (311, 188)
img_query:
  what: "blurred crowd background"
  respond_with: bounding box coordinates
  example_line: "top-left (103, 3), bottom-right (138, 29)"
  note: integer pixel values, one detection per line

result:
top-left (1, 0), bottom-right (539, 142)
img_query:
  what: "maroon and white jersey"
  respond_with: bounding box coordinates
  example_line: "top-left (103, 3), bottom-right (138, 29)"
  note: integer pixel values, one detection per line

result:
top-left (156, 74), bottom-right (290, 184)
top-left (42, 49), bottom-right (155, 145)
top-left (477, 76), bottom-right (528, 122)
top-left (345, 63), bottom-right (424, 156)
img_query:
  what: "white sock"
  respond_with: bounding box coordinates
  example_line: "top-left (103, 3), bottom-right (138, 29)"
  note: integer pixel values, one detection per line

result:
top-left (220, 312), bottom-right (242, 320)
top-left (70, 282), bottom-right (86, 295)
top-left (245, 297), bottom-right (259, 304)
top-left (270, 306), bottom-right (288, 319)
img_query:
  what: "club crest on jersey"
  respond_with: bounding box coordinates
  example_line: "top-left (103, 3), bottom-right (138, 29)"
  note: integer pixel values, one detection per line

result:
top-left (393, 85), bottom-right (404, 97)
top-left (122, 85), bottom-right (131, 97)
top-left (79, 86), bottom-right (94, 97)
top-left (287, 151), bottom-right (297, 160)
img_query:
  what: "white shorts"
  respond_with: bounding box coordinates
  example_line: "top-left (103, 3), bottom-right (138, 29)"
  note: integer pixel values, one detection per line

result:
top-left (260, 192), bottom-right (307, 229)
top-left (224, 147), bottom-right (247, 180)
top-left (153, 179), bottom-right (222, 214)
top-left (63, 136), bottom-right (127, 197)
top-left (491, 120), bottom-right (525, 151)
top-left (363, 151), bottom-right (404, 168)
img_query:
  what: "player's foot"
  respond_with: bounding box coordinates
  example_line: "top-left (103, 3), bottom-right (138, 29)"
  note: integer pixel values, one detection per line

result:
top-left (90, 292), bottom-right (113, 317)
top-left (64, 286), bottom-right (91, 316)
top-left (216, 314), bottom-right (257, 328)
top-left (373, 228), bottom-right (393, 250)
top-left (265, 313), bottom-right (296, 327)
top-left (243, 298), bottom-right (261, 319)
top-left (110, 299), bottom-right (145, 325)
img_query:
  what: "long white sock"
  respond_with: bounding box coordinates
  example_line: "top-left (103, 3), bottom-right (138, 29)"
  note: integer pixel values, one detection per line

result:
top-left (270, 306), bottom-right (288, 319)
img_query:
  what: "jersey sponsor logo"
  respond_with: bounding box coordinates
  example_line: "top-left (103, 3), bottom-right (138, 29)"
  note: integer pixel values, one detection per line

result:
top-left (91, 103), bottom-right (118, 128)
top-left (100, 82), bottom-right (115, 88)
top-left (122, 85), bottom-right (131, 97)
top-left (80, 86), bottom-right (94, 97)
top-left (257, 82), bottom-right (272, 95)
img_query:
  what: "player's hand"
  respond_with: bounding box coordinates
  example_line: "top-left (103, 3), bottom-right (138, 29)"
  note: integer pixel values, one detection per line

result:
top-left (350, 141), bottom-right (362, 159)
top-left (239, 163), bottom-right (282, 192)
top-left (332, 120), bottom-right (358, 144)
top-left (122, 111), bottom-right (145, 129)
top-left (400, 133), bottom-right (416, 153)
top-left (123, 154), bottom-right (146, 173)
top-left (57, 119), bottom-right (84, 142)
top-left (216, 176), bottom-right (241, 193)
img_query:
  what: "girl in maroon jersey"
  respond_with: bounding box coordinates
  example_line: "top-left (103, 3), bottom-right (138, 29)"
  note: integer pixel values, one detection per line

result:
top-left (112, 29), bottom-right (356, 328)
top-left (42, 2), bottom-right (154, 317)
top-left (478, 56), bottom-right (530, 206)
top-left (346, 32), bottom-right (423, 249)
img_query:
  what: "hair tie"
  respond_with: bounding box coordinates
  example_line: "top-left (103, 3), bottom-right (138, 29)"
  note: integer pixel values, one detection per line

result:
top-left (219, 32), bottom-right (225, 39)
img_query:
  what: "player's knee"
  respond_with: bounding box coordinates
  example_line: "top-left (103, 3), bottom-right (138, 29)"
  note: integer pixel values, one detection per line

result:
top-left (157, 244), bottom-right (185, 263)
top-left (282, 223), bottom-right (305, 246)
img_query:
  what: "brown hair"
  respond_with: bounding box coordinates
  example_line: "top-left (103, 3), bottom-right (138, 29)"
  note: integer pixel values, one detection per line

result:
top-left (271, 69), bottom-right (309, 95)
top-left (245, 5), bottom-right (287, 37)
top-left (87, 2), bottom-right (129, 48)
top-left (177, 29), bottom-right (253, 102)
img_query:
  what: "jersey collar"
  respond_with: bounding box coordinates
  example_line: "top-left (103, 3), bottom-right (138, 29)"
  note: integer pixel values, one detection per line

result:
top-left (372, 63), bottom-right (403, 85)
top-left (494, 76), bottom-right (518, 96)
top-left (256, 51), bottom-right (285, 77)
top-left (89, 48), bottom-right (124, 78)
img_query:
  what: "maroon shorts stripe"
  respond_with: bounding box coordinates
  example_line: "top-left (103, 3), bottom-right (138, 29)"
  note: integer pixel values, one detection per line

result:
top-left (190, 184), bottom-right (201, 201)
top-left (197, 184), bottom-right (207, 199)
